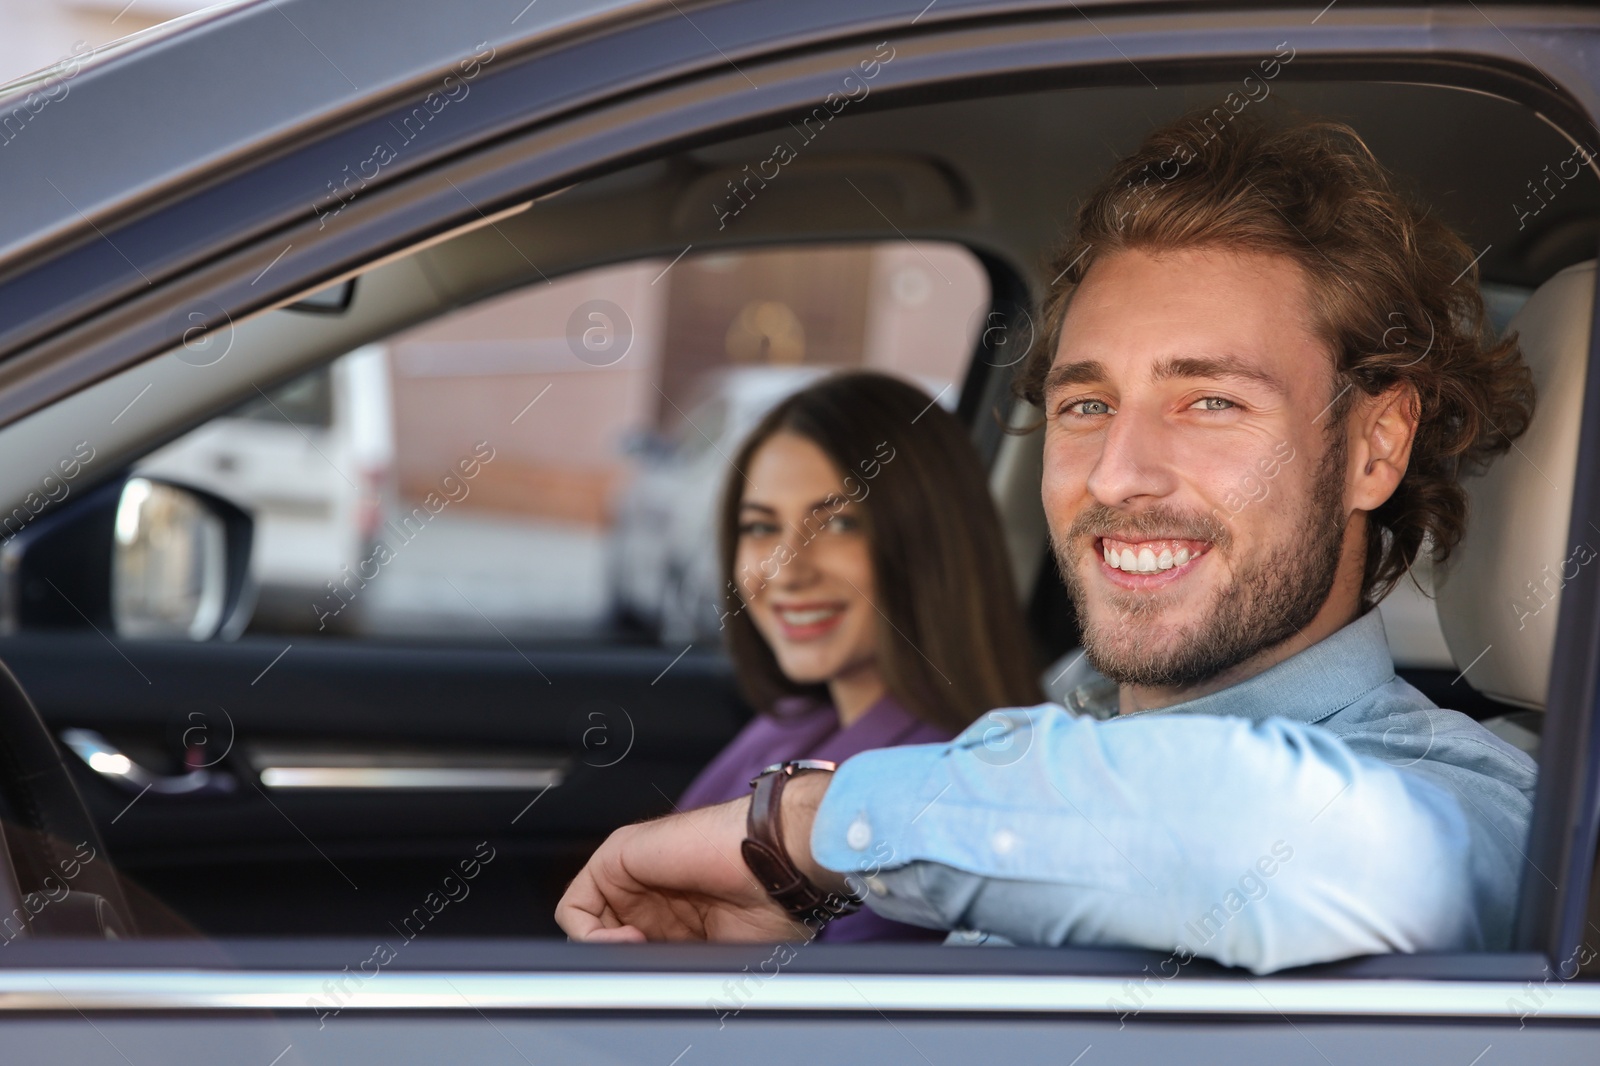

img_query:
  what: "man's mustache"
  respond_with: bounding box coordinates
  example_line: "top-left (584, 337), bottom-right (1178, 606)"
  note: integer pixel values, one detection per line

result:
top-left (1063, 502), bottom-right (1233, 548)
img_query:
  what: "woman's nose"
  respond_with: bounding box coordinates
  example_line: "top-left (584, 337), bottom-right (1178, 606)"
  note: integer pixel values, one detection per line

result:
top-left (772, 526), bottom-right (821, 586)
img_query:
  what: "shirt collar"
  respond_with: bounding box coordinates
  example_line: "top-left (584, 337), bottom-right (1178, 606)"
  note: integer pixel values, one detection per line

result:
top-left (1058, 608), bottom-right (1397, 725)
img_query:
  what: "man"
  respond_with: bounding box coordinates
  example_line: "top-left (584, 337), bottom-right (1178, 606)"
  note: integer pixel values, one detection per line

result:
top-left (555, 113), bottom-right (1540, 973)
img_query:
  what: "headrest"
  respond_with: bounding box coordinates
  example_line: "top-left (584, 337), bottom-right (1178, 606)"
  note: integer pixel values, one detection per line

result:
top-left (1435, 259), bottom-right (1594, 710)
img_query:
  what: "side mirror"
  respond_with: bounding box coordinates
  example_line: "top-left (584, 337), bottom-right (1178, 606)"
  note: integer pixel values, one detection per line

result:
top-left (0, 476), bottom-right (255, 641)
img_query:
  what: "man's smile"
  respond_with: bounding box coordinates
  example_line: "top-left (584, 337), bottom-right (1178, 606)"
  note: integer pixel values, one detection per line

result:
top-left (1094, 535), bottom-right (1212, 587)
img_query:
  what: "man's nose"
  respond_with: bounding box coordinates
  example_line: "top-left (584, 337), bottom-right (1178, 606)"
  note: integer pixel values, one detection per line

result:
top-left (1084, 407), bottom-right (1178, 506)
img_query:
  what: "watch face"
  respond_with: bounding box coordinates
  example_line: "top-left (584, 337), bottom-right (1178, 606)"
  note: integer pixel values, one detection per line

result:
top-left (739, 839), bottom-right (791, 895)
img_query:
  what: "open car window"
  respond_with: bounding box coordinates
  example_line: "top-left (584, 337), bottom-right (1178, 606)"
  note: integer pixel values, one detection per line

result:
top-left (15, 65), bottom-right (1568, 951)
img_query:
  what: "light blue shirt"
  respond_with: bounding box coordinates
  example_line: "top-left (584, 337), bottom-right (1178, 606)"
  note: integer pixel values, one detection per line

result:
top-left (812, 610), bottom-right (1539, 973)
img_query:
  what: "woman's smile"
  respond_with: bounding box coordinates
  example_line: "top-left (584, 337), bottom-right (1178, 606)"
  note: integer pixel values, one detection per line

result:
top-left (770, 600), bottom-right (850, 641)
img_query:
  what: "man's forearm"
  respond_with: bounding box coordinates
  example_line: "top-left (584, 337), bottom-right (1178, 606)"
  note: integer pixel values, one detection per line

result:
top-left (781, 770), bottom-right (850, 898)
top-left (805, 705), bottom-right (1508, 970)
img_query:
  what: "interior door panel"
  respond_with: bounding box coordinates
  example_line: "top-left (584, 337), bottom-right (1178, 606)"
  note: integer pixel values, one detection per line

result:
top-left (0, 633), bottom-right (747, 937)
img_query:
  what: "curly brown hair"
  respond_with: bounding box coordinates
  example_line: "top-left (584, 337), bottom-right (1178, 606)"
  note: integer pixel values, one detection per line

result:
top-left (1015, 111), bottom-right (1536, 607)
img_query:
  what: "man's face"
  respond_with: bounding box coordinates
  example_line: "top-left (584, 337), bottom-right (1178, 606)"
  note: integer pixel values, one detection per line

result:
top-left (1042, 246), bottom-right (1352, 691)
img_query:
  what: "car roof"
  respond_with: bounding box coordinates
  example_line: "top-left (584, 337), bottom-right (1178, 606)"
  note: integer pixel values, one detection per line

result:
top-left (0, 0), bottom-right (657, 269)
top-left (0, 0), bottom-right (1549, 281)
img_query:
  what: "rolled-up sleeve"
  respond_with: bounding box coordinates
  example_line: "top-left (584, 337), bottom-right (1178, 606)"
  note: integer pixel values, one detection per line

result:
top-left (811, 703), bottom-right (1497, 973)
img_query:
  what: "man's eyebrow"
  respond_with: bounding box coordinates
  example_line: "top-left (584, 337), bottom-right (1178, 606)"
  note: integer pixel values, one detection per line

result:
top-left (1042, 360), bottom-right (1110, 395)
top-left (1152, 355), bottom-right (1288, 395)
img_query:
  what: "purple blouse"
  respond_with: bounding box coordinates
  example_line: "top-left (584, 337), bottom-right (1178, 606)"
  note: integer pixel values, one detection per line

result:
top-left (679, 692), bottom-right (952, 942)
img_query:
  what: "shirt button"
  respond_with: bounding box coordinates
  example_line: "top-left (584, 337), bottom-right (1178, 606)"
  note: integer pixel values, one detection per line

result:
top-left (991, 829), bottom-right (1018, 855)
top-left (846, 815), bottom-right (872, 851)
top-left (865, 876), bottom-right (889, 897)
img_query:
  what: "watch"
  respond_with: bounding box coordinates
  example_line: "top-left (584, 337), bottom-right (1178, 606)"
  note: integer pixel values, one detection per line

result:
top-left (741, 760), bottom-right (862, 926)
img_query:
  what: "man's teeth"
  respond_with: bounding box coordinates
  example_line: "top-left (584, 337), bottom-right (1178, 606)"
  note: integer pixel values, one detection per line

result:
top-left (1102, 543), bottom-right (1193, 573)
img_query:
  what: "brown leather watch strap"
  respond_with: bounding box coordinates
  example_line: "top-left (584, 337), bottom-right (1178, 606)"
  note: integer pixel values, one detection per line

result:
top-left (740, 761), bottom-right (861, 926)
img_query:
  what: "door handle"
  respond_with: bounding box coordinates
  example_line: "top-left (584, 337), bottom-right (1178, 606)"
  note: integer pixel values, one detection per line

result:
top-left (245, 743), bottom-right (567, 791)
top-left (59, 729), bottom-right (236, 796)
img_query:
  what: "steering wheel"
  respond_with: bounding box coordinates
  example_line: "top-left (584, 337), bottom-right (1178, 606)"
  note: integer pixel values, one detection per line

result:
top-left (0, 660), bottom-right (134, 939)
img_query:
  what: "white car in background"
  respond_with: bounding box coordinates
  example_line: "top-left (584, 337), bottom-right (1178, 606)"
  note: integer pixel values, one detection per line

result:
top-left (134, 344), bottom-right (395, 632)
top-left (610, 366), bottom-right (953, 643)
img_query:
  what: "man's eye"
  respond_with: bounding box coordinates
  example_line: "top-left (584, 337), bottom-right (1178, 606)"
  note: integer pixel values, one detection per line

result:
top-left (1191, 396), bottom-right (1236, 412)
top-left (1064, 399), bottom-right (1113, 417)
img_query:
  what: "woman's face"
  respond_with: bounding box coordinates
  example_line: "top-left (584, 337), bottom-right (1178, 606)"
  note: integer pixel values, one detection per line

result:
top-left (734, 432), bottom-right (880, 687)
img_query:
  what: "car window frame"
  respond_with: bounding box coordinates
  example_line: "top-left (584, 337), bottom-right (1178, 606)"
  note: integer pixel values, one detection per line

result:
top-left (0, 0), bottom-right (1595, 1008)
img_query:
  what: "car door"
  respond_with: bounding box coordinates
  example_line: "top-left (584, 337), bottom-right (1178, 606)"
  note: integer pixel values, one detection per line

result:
top-left (0, 0), bottom-right (1599, 1063)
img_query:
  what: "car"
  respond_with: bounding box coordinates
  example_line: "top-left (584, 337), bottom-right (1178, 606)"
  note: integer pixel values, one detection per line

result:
top-left (0, 1), bottom-right (1596, 1062)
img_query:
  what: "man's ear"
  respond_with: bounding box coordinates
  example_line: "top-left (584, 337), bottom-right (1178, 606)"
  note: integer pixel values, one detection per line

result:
top-left (1349, 383), bottom-right (1420, 512)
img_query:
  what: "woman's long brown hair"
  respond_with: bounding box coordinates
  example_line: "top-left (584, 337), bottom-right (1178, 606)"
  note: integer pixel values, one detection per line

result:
top-left (717, 371), bottom-right (1042, 734)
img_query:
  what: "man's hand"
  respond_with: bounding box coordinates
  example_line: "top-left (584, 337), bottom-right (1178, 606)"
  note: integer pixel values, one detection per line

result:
top-left (556, 794), bottom-right (799, 942)
top-left (556, 773), bottom-right (848, 942)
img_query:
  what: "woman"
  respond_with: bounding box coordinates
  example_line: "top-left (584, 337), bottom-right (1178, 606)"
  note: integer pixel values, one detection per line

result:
top-left (679, 371), bottom-right (1042, 941)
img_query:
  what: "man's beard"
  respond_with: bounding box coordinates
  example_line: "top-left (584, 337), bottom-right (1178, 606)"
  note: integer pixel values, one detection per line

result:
top-left (1055, 438), bottom-right (1348, 690)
